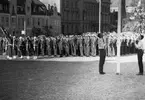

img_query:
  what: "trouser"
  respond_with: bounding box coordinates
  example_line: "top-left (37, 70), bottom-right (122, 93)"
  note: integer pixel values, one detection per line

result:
top-left (7, 45), bottom-right (13, 57)
top-left (12, 46), bottom-right (17, 56)
top-left (18, 46), bottom-right (22, 57)
top-left (58, 47), bottom-right (62, 56)
top-left (137, 49), bottom-right (144, 73)
top-left (53, 47), bottom-right (57, 56)
top-left (47, 47), bottom-right (51, 56)
top-left (34, 47), bottom-right (38, 56)
top-left (71, 45), bottom-right (76, 56)
top-left (79, 46), bottom-right (83, 56)
top-left (99, 49), bottom-right (106, 73)
top-left (41, 47), bottom-right (45, 56)
top-left (65, 46), bottom-right (69, 56)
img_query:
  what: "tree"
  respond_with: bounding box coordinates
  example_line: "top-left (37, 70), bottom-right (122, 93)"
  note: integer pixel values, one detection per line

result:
top-left (130, 0), bottom-right (139, 7)
top-left (32, 27), bottom-right (41, 37)
top-left (123, 0), bottom-right (145, 33)
top-left (41, 25), bottom-right (53, 37)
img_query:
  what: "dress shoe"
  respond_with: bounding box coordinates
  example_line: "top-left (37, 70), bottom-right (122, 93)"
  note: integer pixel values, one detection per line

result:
top-left (100, 72), bottom-right (106, 75)
top-left (136, 73), bottom-right (143, 75)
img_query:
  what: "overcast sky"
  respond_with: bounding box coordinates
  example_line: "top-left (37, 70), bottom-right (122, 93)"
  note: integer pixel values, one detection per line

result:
top-left (40, 0), bottom-right (60, 12)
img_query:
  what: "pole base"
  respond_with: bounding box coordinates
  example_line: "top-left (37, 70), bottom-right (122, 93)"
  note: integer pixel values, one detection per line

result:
top-left (116, 73), bottom-right (121, 75)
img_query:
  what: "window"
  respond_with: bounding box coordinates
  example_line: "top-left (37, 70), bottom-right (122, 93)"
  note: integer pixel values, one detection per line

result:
top-left (1, 17), bottom-right (4, 23)
top-left (27, 18), bottom-right (30, 26)
top-left (64, 0), bottom-right (68, 7)
top-left (42, 19), bottom-right (44, 26)
top-left (38, 18), bottom-right (40, 26)
top-left (12, 17), bottom-right (15, 23)
top-left (32, 18), bottom-right (35, 26)
top-left (6, 17), bottom-right (9, 27)
top-left (22, 18), bottom-right (24, 27)
top-left (0, 4), bottom-right (2, 10)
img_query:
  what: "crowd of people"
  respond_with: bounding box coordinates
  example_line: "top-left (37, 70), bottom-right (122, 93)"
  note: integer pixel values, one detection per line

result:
top-left (0, 31), bottom-right (140, 60)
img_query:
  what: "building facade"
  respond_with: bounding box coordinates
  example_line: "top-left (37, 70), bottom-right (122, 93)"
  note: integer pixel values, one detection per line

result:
top-left (101, 0), bottom-right (111, 32)
top-left (61, 0), bottom-right (80, 35)
top-left (0, 0), bottom-right (61, 36)
top-left (61, 0), bottom-right (111, 35)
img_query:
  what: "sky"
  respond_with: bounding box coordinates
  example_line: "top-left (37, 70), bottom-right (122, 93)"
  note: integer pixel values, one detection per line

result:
top-left (111, 0), bottom-right (133, 7)
top-left (40, 0), bottom-right (60, 12)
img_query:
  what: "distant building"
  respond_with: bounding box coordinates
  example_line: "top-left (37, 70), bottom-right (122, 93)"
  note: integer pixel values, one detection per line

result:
top-left (60, 0), bottom-right (81, 35)
top-left (110, 0), bottom-right (126, 32)
top-left (0, 0), bottom-right (61, 36)
top-left (61, 0), bottom-right (111, 35)
top-left (101, 0), bottom-right (111, 32)
top-left (82, 0), bottom-right (99, 33)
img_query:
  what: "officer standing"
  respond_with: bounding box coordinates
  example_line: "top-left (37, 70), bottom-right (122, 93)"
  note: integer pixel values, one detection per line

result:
top-left (135, 35), bottom-right (144, 75)
top-left (98, 33), bottom-right (106, 75)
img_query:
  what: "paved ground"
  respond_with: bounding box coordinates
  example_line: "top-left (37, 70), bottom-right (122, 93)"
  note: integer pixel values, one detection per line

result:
top-left (0, 55), bottom-right (145, 100)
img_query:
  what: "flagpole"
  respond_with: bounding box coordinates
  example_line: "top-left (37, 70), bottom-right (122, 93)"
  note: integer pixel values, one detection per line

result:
top-left (116, 0), bottom-right (122, 75)
top-left (99, 0), bottom-right (101, 33)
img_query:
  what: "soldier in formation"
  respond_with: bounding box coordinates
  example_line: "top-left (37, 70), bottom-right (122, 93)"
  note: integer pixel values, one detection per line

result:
top-left (0, 31), bottom-right (140, 60)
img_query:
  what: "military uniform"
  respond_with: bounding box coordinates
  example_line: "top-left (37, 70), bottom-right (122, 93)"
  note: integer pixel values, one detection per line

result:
top-left (7, 35), bottom-right (13, 59)
top-left (40, 37), bottom-right (45, 56)
top-left (57, 36), bottom-right (63, 56)
top-left (83, 36), bottom-right (87, 56)
top-left (33, 36), bottom-right (38, 59)
top-left (17, 37), bottom-right (23, 58)
top-left (63, 37), bottom-right (69, 56)
top-left (72, 37), bottom-right (77, 56)
top-left (52, 37), bottom-right (57, 56)
top-left (12, 36), bottom-right (17, 59)
top-left (78, 36), bottom-right (84, 56)
top-left (26, 37), bottom-right (31, 59)
top-left (45, 37), bottom-right (50, 56)
top-left (90, 36), bottom-right (97, 57)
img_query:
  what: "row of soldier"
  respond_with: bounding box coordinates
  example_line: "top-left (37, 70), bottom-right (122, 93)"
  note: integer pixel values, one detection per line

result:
top-left (0, 35), bottom-right (100, 59)
top-left (0, 33), bottom-right (138, 59)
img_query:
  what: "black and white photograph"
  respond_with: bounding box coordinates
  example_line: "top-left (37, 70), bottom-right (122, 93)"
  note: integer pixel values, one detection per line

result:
top-left (0, 0), bottom-right (145, 99)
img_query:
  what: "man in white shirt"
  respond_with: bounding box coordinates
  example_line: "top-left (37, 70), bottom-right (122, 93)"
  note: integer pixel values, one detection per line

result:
top-left (135, 35), bottom-right (144, 75)
top-left (98, 33), bottom-right (106, 75)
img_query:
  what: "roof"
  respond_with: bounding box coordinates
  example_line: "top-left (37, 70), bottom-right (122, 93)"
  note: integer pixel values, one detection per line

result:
top-left (0, 0), bottom-right (9, 4)
top-left (17, 0), bottom-right (26, 6)
top-left (32, 0), bottom-right (44, 5)
top-left (84, 0), bottom-right (99, 3)
top-left (111, 0), bottom-right (132, 7)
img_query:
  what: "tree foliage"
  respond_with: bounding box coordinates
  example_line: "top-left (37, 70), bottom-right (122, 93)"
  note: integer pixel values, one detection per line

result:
top-left (123, 0), bottom-right (145, 33)
top-left (32, 26), bottom-right (53, 37)
top-left (130, 0), bottom-right (139, 7)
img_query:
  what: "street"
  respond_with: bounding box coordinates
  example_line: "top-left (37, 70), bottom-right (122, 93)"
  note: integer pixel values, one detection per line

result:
top-left (0, 56), bottom-right (145, 100)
